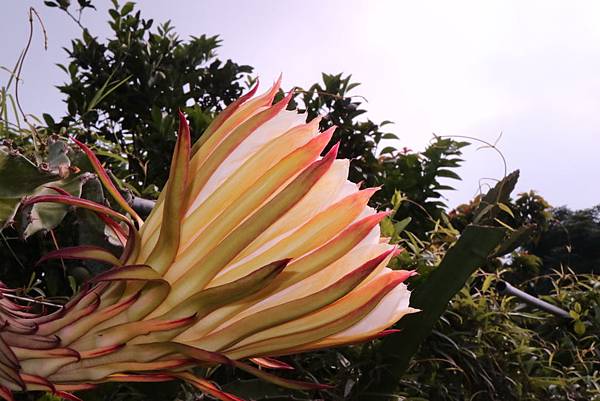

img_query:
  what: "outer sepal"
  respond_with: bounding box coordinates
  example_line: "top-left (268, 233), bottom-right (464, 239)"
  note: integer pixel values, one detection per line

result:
top-left (71, 137), bottom-right (143, 226)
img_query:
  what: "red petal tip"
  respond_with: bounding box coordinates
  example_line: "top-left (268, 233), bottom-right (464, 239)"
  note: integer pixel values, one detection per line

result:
top-left (374, 329), bottom-right (402, 339)
top-left (392, 247), bottom-right (405, 257)
top-left (324, 142), bottom-right (340, 160)
top-left (247, 79), bottom-right (260, 97)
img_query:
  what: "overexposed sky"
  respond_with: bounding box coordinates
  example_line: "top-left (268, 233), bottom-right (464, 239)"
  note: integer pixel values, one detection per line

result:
top-left (2, 1), bottom-right (599, 209)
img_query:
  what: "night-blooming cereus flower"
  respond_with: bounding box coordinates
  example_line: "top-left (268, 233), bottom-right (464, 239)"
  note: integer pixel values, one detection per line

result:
top-left (1, 78), bottom-right (417, 401)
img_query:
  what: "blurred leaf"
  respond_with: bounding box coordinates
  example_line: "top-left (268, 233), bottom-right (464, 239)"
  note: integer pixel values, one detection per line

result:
top-left (574, 320), bottom-right (586, 335)
top-left (473, 171), bottom-right (520, 224)
top-left (47, 138), bottom-right (71, 177)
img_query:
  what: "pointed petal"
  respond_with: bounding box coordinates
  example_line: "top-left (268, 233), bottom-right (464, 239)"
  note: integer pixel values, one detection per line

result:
top-left (20, 373), bottom-right (55, 392)
top-left (145, 111), bottom-right (191, 274)
top-left (56, 292), bottom-right (141, 346)
top-left (0, 386), bottom-right (14, 401)
top-left (11, 346), bottom-right (79, 361)
top-left (79, 343), bottom-right (124, 359)
top-left (54, 384), bottom-right (97, 392)
top-left (174, 372), bottom-right (246, 401)
top-left (90, 264), bottom-right (163, 283)
top-left (92, 315), bottom-right (195, 348)
top-left (36, 245), bottom-right (121, 267)
top-left (233, 360), bottom-right (332, 390)
top-left (191, 82), bottom-right (260, 154)
top-left (71, 137), bottom-right (143, 226)
top-left (161, 143), bottom-right (338, 311)
top-left (36, 291), bottom-right (101, 336)
top-left (163, 128), bottom-right (332, 284)
top-left (214, 187), bottom-right (378, 285)
top-left (105, 373), bottom-right (174, 383)
top-left (249, 357), bottom-right (294, 370)
top-left (0, 333), bottom-right (59, 350)
top-left (185, 90), bottom-right (294, 215)
top-left (149, 259), bottom-right (288, 323)
top-left (53, 391), bottom-right (83, 401)
top-left (0, 363), bottom-right (24, 391)
top-left (191, 248), bottom-right (387, 352)
top-left (0, 337), bottom-right (19, 368)
top-left (225, 270), bottom-right (412, 359)
top-left (48, 359), bottom-right (193, 382)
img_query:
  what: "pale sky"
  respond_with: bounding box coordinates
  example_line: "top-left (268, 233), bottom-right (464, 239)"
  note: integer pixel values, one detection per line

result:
top-left (2, 1), bottom-right (599, 209)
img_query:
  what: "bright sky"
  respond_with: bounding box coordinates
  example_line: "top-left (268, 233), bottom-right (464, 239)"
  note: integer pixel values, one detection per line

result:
top-left (2, 1), bottom-right (599, 209)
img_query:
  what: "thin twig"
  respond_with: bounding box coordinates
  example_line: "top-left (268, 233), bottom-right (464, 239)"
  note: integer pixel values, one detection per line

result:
top-left (11, 7), bottom-right (48, 164)
top-left (435, 133), bottom-right (508, 178)
top-left (0, 291), bottom-right (63, 309)
top-left (293, 88), bottom-right (369, 103)
top-left (0, 232), bottom-right (25, 269)
top-left (435, 133), bottom-right (509, 202)
top-left (49, 229), bottom-right (67, 271)
top-left (63, 7), bottom-right (87, 31)
top-left (14, 7), bottom-right (48, 123)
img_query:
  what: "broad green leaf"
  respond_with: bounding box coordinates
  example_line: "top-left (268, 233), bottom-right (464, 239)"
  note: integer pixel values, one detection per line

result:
top-left (19, 174), bottom-right (88, 238)
top-left (363, 225), bottom-right (507, 399)
top-left (0, 149), bottom-right (57, 227)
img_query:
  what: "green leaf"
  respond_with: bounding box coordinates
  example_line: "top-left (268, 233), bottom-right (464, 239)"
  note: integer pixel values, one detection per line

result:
top-left (120, 1), bottom-right (135, 15)
top-left (0, 149), bottom-right (57, 227)
top-left (18, 174), bottom-right (88, 238)
top-left (498, 202), bottom-right (515, 218)
top-left (492, 224), bottom-right (534, 257)
top-left (379, 146), bottom-right (396, 155)
top-left (436, 169), bottom-right (462, 180)
top-left (108, 8), bottom-right (120, 20)
top-left (379, 217), bottom-right (395, 238)
top-left (481, 274), bottom-right (494, 293)
top-left (42, 113), bottom-right (56, 128)
top-left (574, 320), bottom-right (586, 335)
top-left (86, 72), bottom-right (131, 113)
top-left (394, 216), bottom-right (411, 234)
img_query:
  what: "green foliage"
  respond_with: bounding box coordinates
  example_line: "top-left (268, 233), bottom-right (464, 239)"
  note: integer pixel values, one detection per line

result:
top-left (397, 270), bottom-right (600, 401)
top-left (48, 0), bottom-right (253, 192)
top-left (0, 146), bottom-right (57, 226)
top-left (0, 137), bottom-right (97, 240)
top-left (512, 191), bottom-right (553, 238)
top-left (451, 187), bottom-right (600, 278)
top-left (527, 205), bottom-right (600, 275)
top-left (367, 225), bottom-right (507, 399)
top-left (0, 143), bottom-right (116, 298)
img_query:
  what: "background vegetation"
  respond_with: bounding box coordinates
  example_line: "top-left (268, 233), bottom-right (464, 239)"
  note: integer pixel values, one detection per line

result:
top-left (1, 1), bottom-right (598, 400)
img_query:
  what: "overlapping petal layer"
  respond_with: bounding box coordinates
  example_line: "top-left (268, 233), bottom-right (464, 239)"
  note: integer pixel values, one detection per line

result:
top-left (0, 79), bottom-right (417, 400)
